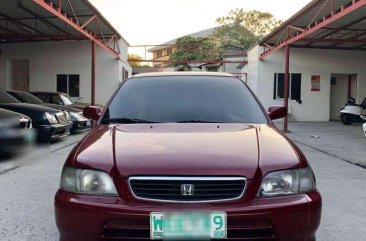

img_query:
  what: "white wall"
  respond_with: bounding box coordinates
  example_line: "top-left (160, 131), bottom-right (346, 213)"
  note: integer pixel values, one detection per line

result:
top-left (0, 40), bottom-right (131, 106)
top-left (245, 46), bottom-right (260, 94)
top-left (247, 46), bottom-right (366, 121)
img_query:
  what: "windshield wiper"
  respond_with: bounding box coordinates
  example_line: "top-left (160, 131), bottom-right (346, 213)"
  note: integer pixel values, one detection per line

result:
top-left (176, 119), bottom-right (223, 123)
top-left (101, 118), bottom-right (162, 124)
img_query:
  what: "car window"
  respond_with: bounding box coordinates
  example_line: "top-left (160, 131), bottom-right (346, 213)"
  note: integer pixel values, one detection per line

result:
top-left (105, 76), bottom-right (268, 124)
top-left (60, 94), bottom-right (73, 105)
top-left (0, 89), bottom-right (21, 103)
top-left (9, 92), bottom-right (44, 104)
top-left (33, 94), bottom-right (49, 103)
top-left (51, 95), bottom-right (64, 105)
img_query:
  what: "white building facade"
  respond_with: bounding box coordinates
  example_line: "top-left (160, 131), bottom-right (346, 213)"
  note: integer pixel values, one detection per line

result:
top-left (245, 46), bottom-right (366, 121)
top-left (0, 39), bottom-right (131, 106)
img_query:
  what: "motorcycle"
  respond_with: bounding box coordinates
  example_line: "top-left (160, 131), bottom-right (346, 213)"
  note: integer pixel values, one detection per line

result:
top-left (340, 97), bottom-right (366, 125)
top-left (363, 123), bottom-right (366, 137)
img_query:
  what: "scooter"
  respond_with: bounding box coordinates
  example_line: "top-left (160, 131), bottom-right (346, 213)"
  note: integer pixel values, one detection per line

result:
top-left (340, 97), bottom-right (366, 125)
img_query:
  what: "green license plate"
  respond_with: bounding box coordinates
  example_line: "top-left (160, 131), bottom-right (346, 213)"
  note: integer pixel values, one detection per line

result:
top-left (150, 211), bottom-right (226, 240)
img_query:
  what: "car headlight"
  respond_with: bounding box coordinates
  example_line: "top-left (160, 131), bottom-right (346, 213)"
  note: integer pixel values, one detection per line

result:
top-left (69, 112), bottom-right (81, 121)
top-left (64, 111), bottom-right (70, 121)
top-left (44, 112), bottom-right (58, 124)
top-left (60, 166), bottom-right (118, 196)
top-left (257, 167), bottom-right (315, 197)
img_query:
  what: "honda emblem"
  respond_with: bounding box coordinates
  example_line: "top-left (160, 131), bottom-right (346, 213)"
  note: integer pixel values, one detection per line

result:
top-left (181, 184), bottom-right (194, 196)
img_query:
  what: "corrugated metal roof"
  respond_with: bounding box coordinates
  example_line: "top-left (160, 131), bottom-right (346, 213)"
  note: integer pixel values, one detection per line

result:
top-left (0, 0), bottom-right (127, 45)
top-left (260, 0), bottom-right (366, 51)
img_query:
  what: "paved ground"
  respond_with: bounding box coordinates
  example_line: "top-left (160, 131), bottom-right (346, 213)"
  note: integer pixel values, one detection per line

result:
top-left (283, 121), bottom-right (366, 168)
top-left (0, 122), bottom-right (365, 241)
top-left (0, 132), bottom-right (86, 241)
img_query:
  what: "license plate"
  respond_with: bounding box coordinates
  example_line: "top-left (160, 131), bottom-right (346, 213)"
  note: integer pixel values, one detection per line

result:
top-left (150, 212), bottom-right (226, 240)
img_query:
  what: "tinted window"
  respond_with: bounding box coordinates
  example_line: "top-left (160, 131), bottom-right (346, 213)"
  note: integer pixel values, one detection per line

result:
top-left (60, 94), bottom-right (73, 105)
top-left (0, 89), bottom-right (20, 103)
top-left (9, 92), bottom-right (43, 104)
top-left (34, 94), bottom-right (51, 103)
top-left (105, 76), bottom-right (267, 124)
top-left (51, 95), bottom-right (63, 105)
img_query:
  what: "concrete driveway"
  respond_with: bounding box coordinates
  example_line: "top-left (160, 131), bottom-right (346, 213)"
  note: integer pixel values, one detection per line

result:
top-left (276, 121), bottom-right (366, 241)
top-left (281, 121), bottom-right (366, 168)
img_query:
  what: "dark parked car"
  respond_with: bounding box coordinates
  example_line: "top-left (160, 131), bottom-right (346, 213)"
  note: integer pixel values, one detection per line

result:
top-left (55, 73), bottom-right (321, 241)
top-left (30, 91), bottom-right (88, 111)
top-left (7, 90), bottom-right (90, 133)
top-left (0, 108), bottom-right (34, 156)
top-left (0, 89), bottom-right (71, 142)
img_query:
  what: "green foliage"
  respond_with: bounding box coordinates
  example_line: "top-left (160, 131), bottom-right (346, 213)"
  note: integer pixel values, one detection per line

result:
top-left (168, 36), bottom-right (222, 68)
top-left (128, 54), bottom-right (143, 67)
top-left (216, 9), bottom-right (283, 38)
top-left (213, 23), bottom-right (258, 50)
top-left (168, 9), bottom-right (282, 68)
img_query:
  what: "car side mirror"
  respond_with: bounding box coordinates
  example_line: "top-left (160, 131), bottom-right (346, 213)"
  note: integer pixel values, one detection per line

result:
top-left (83, 106), bottom-right (102, 121)
top-left (268, 106), bottom-right (287, 120)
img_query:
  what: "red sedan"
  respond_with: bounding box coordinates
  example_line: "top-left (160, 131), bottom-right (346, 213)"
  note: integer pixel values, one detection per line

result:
top-left (55, 72), bottom-right (321, 241)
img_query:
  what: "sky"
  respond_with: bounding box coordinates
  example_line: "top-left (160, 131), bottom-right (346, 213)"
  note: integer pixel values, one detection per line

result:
top-left (89, 0), bottom-right (312, 57)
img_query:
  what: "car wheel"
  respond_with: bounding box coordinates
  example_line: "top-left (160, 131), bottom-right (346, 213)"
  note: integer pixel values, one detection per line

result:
top-left (341, 114), bottom-right (353, 125)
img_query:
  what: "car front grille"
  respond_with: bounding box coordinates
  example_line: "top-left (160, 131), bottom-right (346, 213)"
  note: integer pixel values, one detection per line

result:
top-left (55, 112), bottom-right (68, 124)
top-left (19, 117), bottom-right (31, 129)
top-left (129, 177), bottom-right (246, 202)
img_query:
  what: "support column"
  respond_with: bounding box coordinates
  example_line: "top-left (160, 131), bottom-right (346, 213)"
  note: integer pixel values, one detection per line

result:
top-left (91, 41), bottom-right (96, 106)
top-left (283, 45), bottom-right (290, 132)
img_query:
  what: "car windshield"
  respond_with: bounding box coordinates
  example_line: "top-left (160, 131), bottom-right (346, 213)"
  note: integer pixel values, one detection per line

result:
top-left (61, 94), bottom-right (73, 105)
top-left (104, 75), bottom-right (268, 124)
top-left (0, 89), bottom-right (21, 104)
top-left (9, 92), bottom-right (44, 104)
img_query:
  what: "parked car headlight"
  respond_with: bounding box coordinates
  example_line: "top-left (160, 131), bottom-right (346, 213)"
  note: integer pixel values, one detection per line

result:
top-left (64, 111), bottom-right (70, 122)
top-left (258, 167), bottom-right (315, 197)
top-left (69, 112), bottom-right (82, 121)
top-left (45, 112), bottom-right (58, 124)
top-left (60, 166), bottom-right (118, 196)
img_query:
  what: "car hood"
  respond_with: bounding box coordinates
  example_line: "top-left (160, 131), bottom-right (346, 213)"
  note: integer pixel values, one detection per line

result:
top-left (0, 103), bottom-right (61, 123)
top-left (43, 103), bottom-right (81, 113)
top-left (0, 108), bottom-right (23, 119)
top-left (0, 103), bottom-right (60, 113)
top-left (72, 124), bottom-right (301, 179)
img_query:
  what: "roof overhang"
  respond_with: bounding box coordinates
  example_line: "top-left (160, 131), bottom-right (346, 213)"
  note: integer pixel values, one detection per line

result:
top-left (259, 0), bottom-right (366, 60)
top-left (0, 0), bottom-right (125, 58)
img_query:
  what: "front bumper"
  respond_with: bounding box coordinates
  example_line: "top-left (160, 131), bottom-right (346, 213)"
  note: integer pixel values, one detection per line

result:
top-left (34, 122), bottom-right (71, 141)
top-left (0, 129), bottom-right (35, 155)
top-left (70, 119), bottom-right (90, 132)
top-left (55, 188), bottom-right (322, 241)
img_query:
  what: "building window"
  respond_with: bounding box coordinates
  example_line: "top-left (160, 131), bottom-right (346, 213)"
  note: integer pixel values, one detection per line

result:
top-left (167, 48), bottom-right (172, 56)
top-left (273, 73), bottom-right (301, 100)
top-left (156, 50), bottom-right (162, 58)
top-left (122, 67), bottom-right (129, 81)
top-left (57, 74), bottom-right (80, 97)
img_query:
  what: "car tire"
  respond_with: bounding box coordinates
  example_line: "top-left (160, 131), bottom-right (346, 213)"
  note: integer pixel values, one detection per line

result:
top-left (341, 114), bottom-right (353, 125)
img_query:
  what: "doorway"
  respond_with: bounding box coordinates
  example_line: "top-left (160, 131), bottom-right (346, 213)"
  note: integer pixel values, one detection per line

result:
top-left (330, 74), bottom-right (357, 120)
top-left (8, 60), bottom-right (29, 91)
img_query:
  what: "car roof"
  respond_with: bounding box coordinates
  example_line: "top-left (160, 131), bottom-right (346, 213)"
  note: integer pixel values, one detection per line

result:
top-left (132, 72), bottom-right (234, 78)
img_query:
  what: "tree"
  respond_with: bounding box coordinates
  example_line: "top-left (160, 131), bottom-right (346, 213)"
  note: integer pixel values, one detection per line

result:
top-left (128, 54), bottom-right (143, 67)
top-left (168, 36), bottom-right (222, 68)
top-left (215, 9), bottom-right (283, 46)
top-left (213, 23), bottom-right (258, 50)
